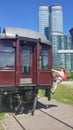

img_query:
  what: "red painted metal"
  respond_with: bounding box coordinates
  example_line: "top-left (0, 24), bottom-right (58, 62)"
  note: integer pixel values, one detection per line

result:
top-left (0, 39), bottom-right (52, 87)
top-left (32, 47), bottom-right (37, 84)
top-left (15, 39), bottom-right (21, 86)
top-left (36, 42), bottom-right (41, 85)
top-left (0, 70), bottom-right (15, 85)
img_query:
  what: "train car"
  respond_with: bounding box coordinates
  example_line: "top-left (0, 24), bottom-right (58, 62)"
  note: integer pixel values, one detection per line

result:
top-left (0, 27), bottom-right (52, 114)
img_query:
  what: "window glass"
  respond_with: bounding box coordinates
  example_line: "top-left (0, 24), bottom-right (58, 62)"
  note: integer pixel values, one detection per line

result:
top-left (0, 43), bottom-right (14, 52)
top-left (40, 49), bottom-right (49, 69)
top-left (0, 43), bottom-right (15, 68)
top-left (40, 50), bottom-right (48, 55)
top-left (0, 46), bottom-right (14, 52)
top-left (0, 53), bottom-right (15, 68)
top-left (21, 46), bottom-right (32, 75)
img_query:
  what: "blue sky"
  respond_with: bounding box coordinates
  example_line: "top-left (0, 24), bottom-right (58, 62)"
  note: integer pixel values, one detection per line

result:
top-left (0, 0), bottom-right (73, 35)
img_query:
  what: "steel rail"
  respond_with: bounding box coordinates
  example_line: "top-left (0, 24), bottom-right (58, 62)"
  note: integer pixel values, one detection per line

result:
top-left (38, 105), bottom-right (73, 129)
top-left (12, 114), bottom-right (26, 130)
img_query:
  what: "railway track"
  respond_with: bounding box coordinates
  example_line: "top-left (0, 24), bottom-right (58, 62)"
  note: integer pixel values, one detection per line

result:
top-left (37, 97), bottom-right (73, 130)
top-left (4, 97), bottom-right (73, 130)
top-left (10, 106), bottom-right (73, 130)
top-left (9, 113), bottom-right (26, 130)
top-left (39, 109), bottom-right (73, 129)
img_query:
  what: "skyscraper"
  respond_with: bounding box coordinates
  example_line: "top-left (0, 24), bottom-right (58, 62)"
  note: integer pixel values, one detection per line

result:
top-left (39, 4), bottom-right (63, 39)
top-left (50, 5), bottom-right (63, 33)
top-left (69, 28), bottom-right (73, 70)
top-left (51, 32), bottom-right (72, 70)
top-left (38, 5), bottom-right (49, 39)
top-left (51, 32), bottom-right (65, 68)
top-left (38, 4), bottom-right (72, 70)
top-left (69, 28), bottom-right (73, 49)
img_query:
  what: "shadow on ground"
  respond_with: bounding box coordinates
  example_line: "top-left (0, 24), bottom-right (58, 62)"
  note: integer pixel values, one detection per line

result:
top-left (0, 100), bottom-right (57, 115)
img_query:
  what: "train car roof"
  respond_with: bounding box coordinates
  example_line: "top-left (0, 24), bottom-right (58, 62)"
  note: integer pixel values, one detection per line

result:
top-left (0, 27), bottom-right (52, 46)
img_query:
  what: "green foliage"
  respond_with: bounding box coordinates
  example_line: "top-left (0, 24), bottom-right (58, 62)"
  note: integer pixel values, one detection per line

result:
top-left (51, 84), bottom-right (73, 105)
top-left (39, 83), bottom-right (73, 105)
top-left (66, 70), bottom-right (71, 79)
top-left (71, 71), bottom-right (73, 79)
top-left (0, 113), bottom-right (6, 130)
top-left (0, 113), bottom-right (5, 120)
top-left (66, 70), bottom-right (73, 80)
top-left (38, 89), bottom-right (45, 97)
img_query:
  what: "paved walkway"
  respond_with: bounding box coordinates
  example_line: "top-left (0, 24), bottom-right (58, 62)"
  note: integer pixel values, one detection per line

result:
top-left (2, 97), bottom-right (73, 130)
top-left (61, 81), bottom-right (73, 86)
top-left (38, 97), bottom-right (73, 129)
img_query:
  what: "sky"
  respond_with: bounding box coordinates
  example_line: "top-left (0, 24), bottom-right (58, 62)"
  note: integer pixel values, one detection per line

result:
top-left (0, 0), bottom-right (73, 35)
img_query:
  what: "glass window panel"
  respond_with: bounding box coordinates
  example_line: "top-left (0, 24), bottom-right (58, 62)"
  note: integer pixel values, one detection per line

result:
top-left (0, 43), bottom-right (14, 52)
top-left (40, 49), bottom-right (49, 69)
top-left (21, 46), bottom-right (32, 75)
top-left (0, 53), bottom-right (15, 68)
top-left (41, 50), bottom-right (48, 55)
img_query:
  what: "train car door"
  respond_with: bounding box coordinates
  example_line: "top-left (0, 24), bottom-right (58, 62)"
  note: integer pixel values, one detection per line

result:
top-left (20, 45), bottom-right (33, 84)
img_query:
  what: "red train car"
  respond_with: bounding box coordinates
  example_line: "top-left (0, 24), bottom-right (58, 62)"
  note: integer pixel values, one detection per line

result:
top-left (0, 27), bottom-right (52, 114)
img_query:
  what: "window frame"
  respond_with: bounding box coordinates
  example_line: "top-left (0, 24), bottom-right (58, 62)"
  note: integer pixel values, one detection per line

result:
top-left (40, 47), bottom-right (49, 70)
top-left (0, 42), bottom-right (15, 69)
top-left (20, 45), bottom-right (32, 75)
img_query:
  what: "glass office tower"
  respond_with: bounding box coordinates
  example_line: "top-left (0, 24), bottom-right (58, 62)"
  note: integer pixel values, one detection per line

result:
top-left (69, 28), bottom-right (73, 70)
top-left (39, 5), bottom-right (63, 39)
top-left (51, 32), bottom-right (64, 68)
top-left (64, 36), bottom-right (71, 70)
top-left (51, 32), bottom-right (72, 70)
top-left (50, 5), bottom-right (63, 33)
top-left (38, 5), bottom-right (49, 39)
top-left (38, 5), bottom-right (72, 70)
top-left (69, 28), bottom-right (73, 49)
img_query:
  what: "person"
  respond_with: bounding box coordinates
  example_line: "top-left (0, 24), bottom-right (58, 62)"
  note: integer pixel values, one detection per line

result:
top-left (51, 67), bottom-right (65, 94)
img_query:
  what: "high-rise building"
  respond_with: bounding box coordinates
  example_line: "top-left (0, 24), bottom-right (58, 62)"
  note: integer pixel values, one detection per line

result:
top-left (39, 4), bottom-right (63, 39)
top-left (69, 28), bottom-right (73, 49)
top-left (69, 28), bottom-right (73, 70)
top-left (50, 5), bottom-right (63, 33)
top-left (38, 5), bottom-right (49, 39)
top-left (51, 32), bottom-right (65, 68)
top-left (38, 5), bottom-right (72, 70)
top-left (51, 32), bottom-right (72, 70)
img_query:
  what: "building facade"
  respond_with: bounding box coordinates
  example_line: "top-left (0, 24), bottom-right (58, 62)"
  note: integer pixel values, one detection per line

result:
top-left (51, 32), bottom-right (64, 68)
top-left (69, 28), bottom-right (73, 70)
top-left (39, 4), bottom-right (63, 39)
top-left (38, 4), bottom-right (73, 70)
top-left (69, 28), bottom-right (73, 49)
top-left (49, 5), bottom-right (63, 34)
top-left (38, 5), bottom-right (49, 40)
top-left (51, 32), bottom-right (72, 70)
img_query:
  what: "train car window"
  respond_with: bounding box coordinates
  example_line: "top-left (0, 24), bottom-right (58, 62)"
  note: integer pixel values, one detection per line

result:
top-left (0, 43), bottom-right (15, 68)
top-left (41, 50), bottom-right (48, 55)
top-left (40, 49), bottom-right (49, 69)
top-left (21, 46), bottom-right (32, 75)
top-left (0, 43), bottom-right (14, 52)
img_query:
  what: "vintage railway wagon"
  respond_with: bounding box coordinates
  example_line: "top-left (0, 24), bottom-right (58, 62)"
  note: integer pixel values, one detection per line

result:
top-left (0, 27), bottom-right (52, 114)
